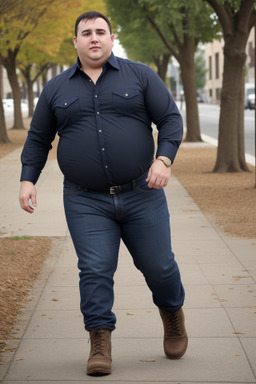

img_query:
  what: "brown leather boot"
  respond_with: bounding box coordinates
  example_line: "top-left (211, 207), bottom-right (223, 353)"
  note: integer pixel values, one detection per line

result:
top-left (159, 307), bottom-right (188, 359)
top-left (87, 328), bottom-right (112, 375)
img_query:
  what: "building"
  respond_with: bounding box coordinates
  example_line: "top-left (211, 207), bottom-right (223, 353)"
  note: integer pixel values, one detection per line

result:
top-left (204, 27), bottom-right (255, 104)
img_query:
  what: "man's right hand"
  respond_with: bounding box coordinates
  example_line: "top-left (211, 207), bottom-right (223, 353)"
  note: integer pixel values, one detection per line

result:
top-left (19, 181), bottom-right (37, 214)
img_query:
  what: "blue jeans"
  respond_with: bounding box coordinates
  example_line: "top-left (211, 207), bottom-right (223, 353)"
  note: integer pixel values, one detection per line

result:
top-left (63, 173), bottom-right (185, 331)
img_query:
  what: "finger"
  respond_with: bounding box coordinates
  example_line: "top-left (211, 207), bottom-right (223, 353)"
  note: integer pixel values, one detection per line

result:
top-left (22, 199), bottom-right (34, 213)
top-left (146, 168), bottom-right (152, 182)
top-left (20, 195), bottom-right (35, 213)
top-left (31, 194), bottom-right (37, 208)
top-left (147, 175), bottom-right (157, 188)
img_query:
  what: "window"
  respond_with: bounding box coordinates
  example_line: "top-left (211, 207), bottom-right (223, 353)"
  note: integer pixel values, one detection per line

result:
top-left (216, 88), bottom-right (221, 100)
top-left (209, 56), bottom-right (212, 80)
top-left (215, 52), bottom-right (219, 79)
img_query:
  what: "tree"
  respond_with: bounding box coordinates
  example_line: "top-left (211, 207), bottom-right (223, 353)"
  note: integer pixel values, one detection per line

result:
top-left (0, 0), bottom-right (31, 142)
top-left (205, 0), bottom-right (256, 172)
top-left (0, 0), bottom-right (23, 17)
top-left (0, 65), bottom-right (9, 142)
top-left (0, 0), bottom-right (58, 130)
top-left (112, 17), bottom-right (171, 82)
top-left (106, 0), bottom-right (220, 142)
top-left (17, 1), bottom-right (80, 117)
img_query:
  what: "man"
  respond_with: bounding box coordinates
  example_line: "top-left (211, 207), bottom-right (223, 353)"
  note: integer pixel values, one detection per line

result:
top-left (19, 11), bottom-right (188, 376)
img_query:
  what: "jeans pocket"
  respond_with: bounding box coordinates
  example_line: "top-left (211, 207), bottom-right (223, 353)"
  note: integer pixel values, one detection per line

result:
top-left (134, 177), bottom-right (158, 193)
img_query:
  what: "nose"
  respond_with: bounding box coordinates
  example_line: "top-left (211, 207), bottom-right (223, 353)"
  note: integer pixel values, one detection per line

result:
top-left (91, 31), bottom-right (98, 42)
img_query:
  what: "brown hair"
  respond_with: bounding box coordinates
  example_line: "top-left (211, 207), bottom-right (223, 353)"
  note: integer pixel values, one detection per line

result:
top-left (75, 11), bottom-right (112, 36)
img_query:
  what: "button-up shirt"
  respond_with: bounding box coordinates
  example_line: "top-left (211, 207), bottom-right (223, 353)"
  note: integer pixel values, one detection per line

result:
top-left (21, 53), bottom-right (183, 190)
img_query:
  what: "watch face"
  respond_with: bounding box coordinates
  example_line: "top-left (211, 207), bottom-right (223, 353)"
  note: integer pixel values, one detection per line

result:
top-left (163, 157), bottom-right (171, 166)
top-left (157, 156), bottom-right (171, 166)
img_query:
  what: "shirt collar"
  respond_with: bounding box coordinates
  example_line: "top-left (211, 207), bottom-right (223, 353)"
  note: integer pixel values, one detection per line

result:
top-left (69, 52), bottom-right (120, 79)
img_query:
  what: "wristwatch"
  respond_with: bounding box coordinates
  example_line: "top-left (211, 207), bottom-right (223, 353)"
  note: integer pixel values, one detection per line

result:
top-left (157, 156), bottom-right (172, 167)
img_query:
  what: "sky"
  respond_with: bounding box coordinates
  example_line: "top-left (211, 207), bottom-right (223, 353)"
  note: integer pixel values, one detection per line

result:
top-left (112, 38), bottom-right (127, 58)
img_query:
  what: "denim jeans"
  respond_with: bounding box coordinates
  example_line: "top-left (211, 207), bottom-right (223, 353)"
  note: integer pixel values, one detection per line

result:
top-left (63, 173), bottom-right (185, 331)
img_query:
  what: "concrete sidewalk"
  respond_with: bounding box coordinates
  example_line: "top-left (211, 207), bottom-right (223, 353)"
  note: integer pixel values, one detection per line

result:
top-left (0, 146), bottom-right (256, 383)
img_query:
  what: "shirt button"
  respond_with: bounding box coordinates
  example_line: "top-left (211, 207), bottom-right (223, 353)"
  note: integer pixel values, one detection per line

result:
top-left (102, 148), bottom-right (105, 151)
top-left (125, 93), bottom-right (129, 97)
top-left (105, 165), bottom-right (108, 169)
top-left (95, 95), bottom-right (98, 98)
top-left (97, 112), bottom-right (100, 115)
top-left (99, 129), bottom-right (102, 133)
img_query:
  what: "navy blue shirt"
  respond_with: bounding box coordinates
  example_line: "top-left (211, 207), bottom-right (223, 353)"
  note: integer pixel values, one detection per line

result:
top-left (21, 53), bottom-right (183, 190)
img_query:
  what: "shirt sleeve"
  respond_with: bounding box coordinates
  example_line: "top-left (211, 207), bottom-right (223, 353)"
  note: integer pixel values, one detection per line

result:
top-left (20, 86), bottom-right (57, 184)
top-left (143, 66), bottom-right (183, 163)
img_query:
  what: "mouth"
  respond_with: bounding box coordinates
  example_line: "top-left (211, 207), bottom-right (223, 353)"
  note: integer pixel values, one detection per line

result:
top-left (90, 46), bottom-right (100, 51)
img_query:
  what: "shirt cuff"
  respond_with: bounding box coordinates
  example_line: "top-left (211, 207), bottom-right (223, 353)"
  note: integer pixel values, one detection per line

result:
top-left (20, 166), bottom-right (41, 185)
top-left (156, 142), bottom-right (179, 164)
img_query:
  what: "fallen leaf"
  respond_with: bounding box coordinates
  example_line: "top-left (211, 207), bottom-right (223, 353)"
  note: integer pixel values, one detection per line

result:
top-left (232, 275), bottom-right (249, 279)
top-left (139, 359), bottom-right (156, 363)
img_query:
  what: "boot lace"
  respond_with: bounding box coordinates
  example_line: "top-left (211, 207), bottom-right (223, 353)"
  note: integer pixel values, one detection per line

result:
top-left (166, 312), bottom-right (182, 337)
top-left (89, 330), bottom-right (105, 357)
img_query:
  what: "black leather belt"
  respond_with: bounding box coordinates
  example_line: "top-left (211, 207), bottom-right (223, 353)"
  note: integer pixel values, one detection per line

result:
top-left (108, 182), bottom-right (133, 195)
top-left (64, 173), bottom-right (147, 195)
top-left (103, 172), bottom-right (147, 194)
top-left (88, 174), bottom-right (144, 194)
top-left (87, 180), bottom-right (134, 194)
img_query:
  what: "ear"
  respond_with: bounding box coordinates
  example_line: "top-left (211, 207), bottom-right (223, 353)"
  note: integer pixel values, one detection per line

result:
top-left (73, 36), bottom-right (77, 49)
top-left (111, 34), bottom-right (114, 47)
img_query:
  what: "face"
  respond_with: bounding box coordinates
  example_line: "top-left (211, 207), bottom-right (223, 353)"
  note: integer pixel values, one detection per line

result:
top-left (73, 17), bottom-right (114, 70)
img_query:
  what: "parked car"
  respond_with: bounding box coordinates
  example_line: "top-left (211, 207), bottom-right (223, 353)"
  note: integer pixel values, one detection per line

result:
top-left (244, 83), bottom-right (255, 109)
top-left (2, 98), bottom-right (14, 109)
top-left (247, 93), bottom-right (255, 110)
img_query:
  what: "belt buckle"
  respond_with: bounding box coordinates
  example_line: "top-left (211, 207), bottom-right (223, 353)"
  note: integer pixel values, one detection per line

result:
top-left (110, 185), bottom-right (119, 195)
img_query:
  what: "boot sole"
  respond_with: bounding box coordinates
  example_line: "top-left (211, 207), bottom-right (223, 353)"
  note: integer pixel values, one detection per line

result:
top-left (87, 367), bottom-right (111, 376)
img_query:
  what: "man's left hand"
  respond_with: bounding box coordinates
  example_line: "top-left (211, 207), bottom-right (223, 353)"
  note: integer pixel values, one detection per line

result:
top-left (146, 159), bottom-right (171, 189)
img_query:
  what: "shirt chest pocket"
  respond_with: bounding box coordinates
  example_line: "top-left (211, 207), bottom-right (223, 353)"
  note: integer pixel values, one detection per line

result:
top-left (112, 89), bottom-right (140, 114)
top-left (53, 96), bottom-right (81, 125)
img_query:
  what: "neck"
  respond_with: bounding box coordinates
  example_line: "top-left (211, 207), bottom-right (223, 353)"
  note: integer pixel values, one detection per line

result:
top-left (82, 66), bottom-right (103, 84)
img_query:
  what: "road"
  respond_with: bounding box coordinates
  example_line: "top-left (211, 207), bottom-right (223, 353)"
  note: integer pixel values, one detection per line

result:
top-left (195, 103), bottom-right (255, 158)
top-left (4, 103), bottom-right (29, 125)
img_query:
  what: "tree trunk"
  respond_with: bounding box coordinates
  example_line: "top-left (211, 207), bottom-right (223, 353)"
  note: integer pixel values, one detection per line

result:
top-left (213, 40), bottom-right (249, 172)
top-left (156, 53), bottom-right (171, 82)
top-left (22, 66), bottom-right (34, 117)
top-left (146, 15), bottom-right (202, 142)
top-left (179, 36), bottom-right (202, 142)
top-left (0, 65), bottom-right (10, 143)
top-left (2, 50), bottom-right (25, 130)
top-left (0, 100), bottom-right (10, 143)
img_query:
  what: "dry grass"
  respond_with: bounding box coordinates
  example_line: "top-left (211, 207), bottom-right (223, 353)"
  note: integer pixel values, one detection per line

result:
top-left (173, 145), bottom-right (256, 238)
